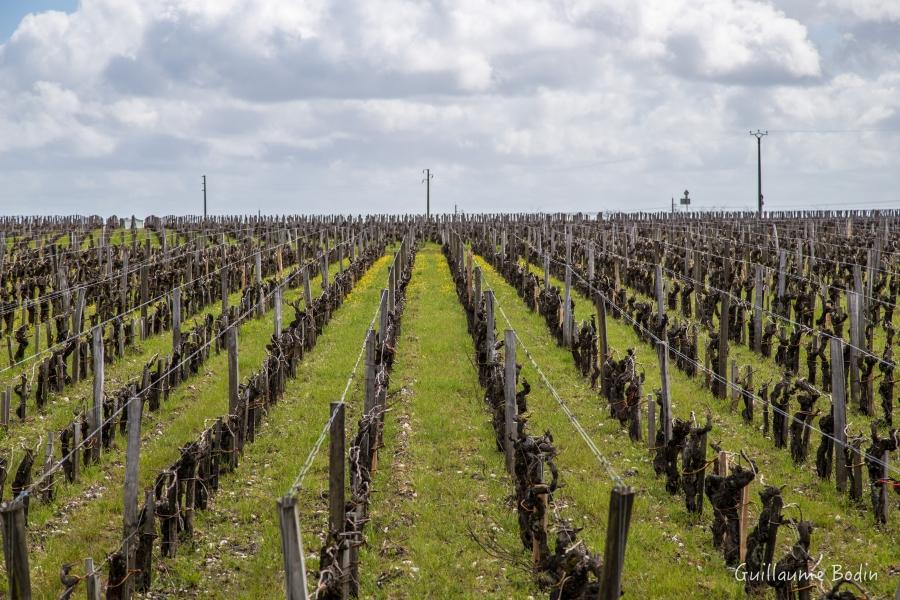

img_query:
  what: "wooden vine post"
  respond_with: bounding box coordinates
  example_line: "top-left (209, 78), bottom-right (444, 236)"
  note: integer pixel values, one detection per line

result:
top-left (716, 260), bottom-right (730, 400)
top-left (830, 338), bottom-right (848, 491)
top-left (364, 329), bottom-right (377, 469)
top-left (274, 287), bottom-right (282, 339)
top-left (485, 291), bottom-right (496, 364)
top-left (598, 486), bottom-right (634, 600)
top-left (227, 324), bottom-right (240, 451)
top-left (122, 395), bottom-right (143, 600)
top-left (0, 499), bottom-right (31, 599)
top-left (91, 325), bottom-right (104, 464)
top-left (657, 341), bottom-right (672, 442)
top-left (848, 292), bottom-right (861, 412)
top-left (503, 329), bottom-right (518, 473)
top-left (277, 495), bottom-right (309, 600)
top-left (172, 287), bottom-right (182, 350)
top-left (563, 265), bottom-right (573, 347)
top-left (85, 557), bottom-right (101, 600)
top-left (328, 402), bottom-right (348, 600)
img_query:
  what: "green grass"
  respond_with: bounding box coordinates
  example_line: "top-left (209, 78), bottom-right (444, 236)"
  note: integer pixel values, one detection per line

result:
top-left (147, 252), bottom-right (395, 598)
top-left (474, 252), bottom-right (898, 599)
top-left (359, 244), bottom-right (534, 599)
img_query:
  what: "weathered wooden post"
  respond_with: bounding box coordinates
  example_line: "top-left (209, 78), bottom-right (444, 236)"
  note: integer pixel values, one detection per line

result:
top-left (221, 263), bottom-right (229, 315)
top-left (72, 288), bottom-right (86, 381)
top-left (881, 450), bottom-right (890, 526)
top-left (596, 294), bottom-right (609, 398)
top-left (655, 264), bottom-right (665, 323)
top-left (85, 557), bottom-right (101, 600)
top-left (320, 251), bottom-right (329, 289)
top-left (753, 266), bottom-right (763, 354)
top-left (172, 287), bottom-right (182, 350)
top-left (543, 254), bottom-right (550, 289)
top-left (776, 250), bottom-right (787, 317)
top-left (41, 432), bottom-right (54, 503)
top-left (274, 287), bottom-right (282, 339)
top-left (739, 481), bottom-right (750, 564)
top-left (473, 267), bottom-right (482, 313)
top-left (256, 251), bottom-right (265, 317)
top-left (485, 291), bottom-right (496, 363)
top-left (71, 414), bottom-right (81, 483)
top-left (717, 289), bottom-right (730, 399)
top-left (830, 338), bottom-right (848, 491)
top-left (1, 500), bottom-right (32, 599)
top-left (378, 290), bottom-right (388, 344)
top-left (563, 265), bottom-right (573, 347)
top-left (848, 292), bottom-right (861, 411)
top-left (598, 486), bottom-right (634, 600)
top-left (387, 265), bottom-right (395, 314)
top-left (503, 330), bottom-right (518, 474)
top-left (587, 243), bottom-right (595, 282)
top-left (363, 328), bottom-right (378, 470)
top-left (91, 326), bottom-right (103, 464)
top-left (303, 267), bottom-right (313, 309)
top-left (227, 325), bottom-right (240, 449)
top-left (328, 402), bottom-right (347, 600)
top-left (657, 341), bottom-right (672, 442)
top-left (730, 360), bottom-right (739, 412)
top-left (122, 395), bottom-right (143, 600)
top-left (647, 394), bottom-right (656, 450)
top-left (1, 386), bottom-right (10, 427)
top-left (277, 495), bottom-right (309, 600)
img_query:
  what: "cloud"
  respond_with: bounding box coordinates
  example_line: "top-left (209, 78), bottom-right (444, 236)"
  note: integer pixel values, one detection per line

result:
top-left (825, 0), bottom-right (900, 21)
top-left (0, 0), bottom-right (897, 215)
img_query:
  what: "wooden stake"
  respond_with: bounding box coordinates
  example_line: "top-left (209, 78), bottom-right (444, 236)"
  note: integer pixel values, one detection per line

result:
top-left (221, 263), bottom-right (229, 315)
top-left (598, 486), bottom-right (634, 600)
top-left (303, 267), bottom-right (313, 310)
top-left (0, 500), bottom-right (32, 599)
top-left (848, 292), bottom-right (861, 412)
top-left (830, 337), bottom-right (848, 492)
top-left (277, 495), bottom-right (309, 600)
top-left (485, 291), bottom-right (496, 363)
top-left (91, 326), bottom-right (103, 464)
top-left (227, 324), bottom-right (239, 429)
top-left (172, 287), bottom-right (182, 350)
top-left (85, 556), bottom-right (101, 600)
top-left (503, 330), bottom-right (518, 474)
top-left (122, 395), bottom-right (142, 600)
top-left (328, 402), bottom-right (347, 600)
top-left (657, 341), bottom-right (672, 442)
top-left (274, 287), bottom-right (282, 340)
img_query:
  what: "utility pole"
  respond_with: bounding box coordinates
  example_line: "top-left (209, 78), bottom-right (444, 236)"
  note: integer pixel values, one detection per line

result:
top-left (671, 197), bottom-right (675, 214)
top-left (750, 130), bottom-right (768, 217)
top-left (422, 169), bottom-right (434, 219)
top-left (202, 175), bottom-right (207, 219)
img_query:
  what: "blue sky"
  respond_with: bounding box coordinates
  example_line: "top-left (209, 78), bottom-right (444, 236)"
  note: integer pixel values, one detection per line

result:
top-left (0, 1), bottom-right (76, 41)
top-left (0, 0), bottom-right (898, 216)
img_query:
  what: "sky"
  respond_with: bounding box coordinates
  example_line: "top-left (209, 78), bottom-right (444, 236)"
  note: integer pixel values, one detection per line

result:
top-left (0, 0), bottom-right (898, 216)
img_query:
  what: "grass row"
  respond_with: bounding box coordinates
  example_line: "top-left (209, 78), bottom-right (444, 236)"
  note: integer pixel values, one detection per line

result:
top-left (359, 243), bottom-right (534, 598)
top-left (149, 252), bottom-right (396, 597)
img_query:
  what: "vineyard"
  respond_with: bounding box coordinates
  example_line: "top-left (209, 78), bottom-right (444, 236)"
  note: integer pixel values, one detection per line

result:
top-left (0, 212), bottom-right (896, 599)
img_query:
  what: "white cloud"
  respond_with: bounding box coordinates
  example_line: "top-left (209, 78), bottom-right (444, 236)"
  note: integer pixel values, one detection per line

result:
top-left (0, 0), bottom-right (896, 214)
top-left (825, 0), bottom-right (900, 21)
